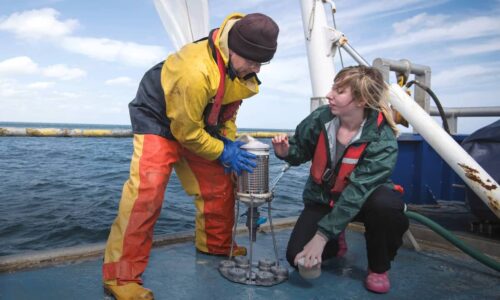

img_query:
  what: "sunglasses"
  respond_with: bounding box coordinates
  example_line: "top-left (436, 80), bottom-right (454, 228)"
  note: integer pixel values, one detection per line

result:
top-left (244, 58), bottom-right (270, 67)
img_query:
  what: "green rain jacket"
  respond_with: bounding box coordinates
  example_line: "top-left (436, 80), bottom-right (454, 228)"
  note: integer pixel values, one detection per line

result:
top-left (277, 105), bottom-right (398, 240)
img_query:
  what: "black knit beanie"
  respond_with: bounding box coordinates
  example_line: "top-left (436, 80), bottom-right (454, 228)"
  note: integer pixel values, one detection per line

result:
top-left (228, 13), bottom-right (279, 63)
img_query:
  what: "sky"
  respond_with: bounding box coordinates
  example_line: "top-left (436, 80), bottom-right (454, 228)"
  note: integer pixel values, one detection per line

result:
top-left (0, 0), bottom-right (499, 133)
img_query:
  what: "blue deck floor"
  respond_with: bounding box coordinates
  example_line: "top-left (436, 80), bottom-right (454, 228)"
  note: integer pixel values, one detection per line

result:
top-left (0, 227), bottom-right (499, 300)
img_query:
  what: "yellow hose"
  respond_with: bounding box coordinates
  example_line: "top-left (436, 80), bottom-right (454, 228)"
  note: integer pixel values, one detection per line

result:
top-left (0, 127), bottom-right (291, 138)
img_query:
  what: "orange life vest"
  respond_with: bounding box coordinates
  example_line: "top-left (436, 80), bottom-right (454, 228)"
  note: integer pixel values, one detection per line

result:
top-left (205, 29), bottom-right (242, 129)
top-left (310, 112), bottom-right (385, 207)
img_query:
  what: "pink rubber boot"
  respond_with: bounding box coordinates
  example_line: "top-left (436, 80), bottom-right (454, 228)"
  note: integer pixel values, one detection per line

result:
top-left (365, 269), bottom-right (390, 293)
top-left (336, 231), bottom-right (348, 257)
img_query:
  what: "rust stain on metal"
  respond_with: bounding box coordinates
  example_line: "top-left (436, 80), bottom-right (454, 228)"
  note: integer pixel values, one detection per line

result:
top-left (488, 196), bottom-right (499, 211)
top-left (458, 163), bottom-right (498, 191)
top-left (458, 163), bottom-right (479, 174)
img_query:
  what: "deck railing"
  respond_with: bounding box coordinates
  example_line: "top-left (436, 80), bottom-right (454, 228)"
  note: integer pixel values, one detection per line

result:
top-left (430, 106), bottom-right (500, 134)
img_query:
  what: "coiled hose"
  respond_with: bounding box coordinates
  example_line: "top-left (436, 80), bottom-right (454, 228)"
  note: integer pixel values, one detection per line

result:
top-left (405, 210), bottom-right (500, 272)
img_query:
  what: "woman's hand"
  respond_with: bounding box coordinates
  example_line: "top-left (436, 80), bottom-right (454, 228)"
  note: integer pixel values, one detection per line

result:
top-left (272, 134), bottom-right (289, 157)
top-left (294, 233), bottom-right (327, 268)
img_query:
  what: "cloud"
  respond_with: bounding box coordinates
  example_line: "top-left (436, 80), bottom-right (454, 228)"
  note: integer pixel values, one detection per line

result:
top-left (259, 56), bottom-right (311, 97)
top-left (359, 15), bottom-right (500, 54)
top-left (0, 79), bottom-right (27, 98)
top-left (61, 37), bottom-right (166, 67)
top-left (1, 8), bottom-right (167, 68)
top-left (337, 0), bottom-right (447, 22)
top-left (42, 64), bottom-right (86, 80)
top-left (209, 0), bottom-right (270, 18)
top-left (0, 56), bottom-right (86, 81)
top-left (0, 78), bottom-right (78, 100)
top-left (52, 91), bottom-right (81, 99)
top-left (274, 15), bottom-right (307, 53)
top-left (392, 13), bottom-right (448, 35)
top-left (105, 76), bottom-right (134, 86)
top-left (449, 39), bottom-right (500, 56)
top-left (0, 56), bottom-right (38, 75)
top-left (27, 81), bottom-right (55, 89)
top-left (0, 77), bottom-right (129, 124)
top-left (0, 8), bottom-right (78, 40)
top-left (432, 64), bottom-right (499, 88)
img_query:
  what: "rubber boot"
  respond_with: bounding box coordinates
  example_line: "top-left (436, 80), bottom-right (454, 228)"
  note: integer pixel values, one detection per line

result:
top-left (365, 269), bottom-right (390, 293)
top-left (104, 282), bottom-right (154, 300)
top-left (196, 245), bottom-right (247, 257)
top-left (231, 246), bottom-right (247, 257)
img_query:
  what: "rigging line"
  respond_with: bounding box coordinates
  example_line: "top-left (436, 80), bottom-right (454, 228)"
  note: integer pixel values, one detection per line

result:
top-left (331, 12), bottom-right (344, 68)
top-left (307, 0), bottom-right (317, 41)
top-left (346, 41), bottom-right (367, 64)
top-left (267, 201), bottom-right (280, 267)
top-left (338, 47), bottom-right (345, 69)
top-left (184, 0), bottom-right (194, 42)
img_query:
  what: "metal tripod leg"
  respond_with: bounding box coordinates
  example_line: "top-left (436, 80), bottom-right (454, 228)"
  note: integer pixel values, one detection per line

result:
top-left (247, 195), bottom-right (254, 280)
top-left (229, 198), bottom-right (240, 259)
top-left (267, 200), bottom-right (280, 266)
top-left (404, 229), bottom-right (421, 252)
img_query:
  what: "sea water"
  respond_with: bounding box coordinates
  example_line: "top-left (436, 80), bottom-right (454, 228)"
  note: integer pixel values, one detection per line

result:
top-left (0, 123), bottom-right (308, 256)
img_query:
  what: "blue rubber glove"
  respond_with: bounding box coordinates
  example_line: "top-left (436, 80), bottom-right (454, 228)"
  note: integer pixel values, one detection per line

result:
top-left (220, 137), bottom-right (233, 174)
top-left (219, 139), bottom-right (257, 175)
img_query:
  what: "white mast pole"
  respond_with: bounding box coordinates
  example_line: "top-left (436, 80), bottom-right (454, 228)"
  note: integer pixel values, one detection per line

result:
top-left (388, 85), bottom-right (500, 218)
top-left (299, 0), bottom-right (336, 112)
top-left (341, 44), bottom-right (500, 218)
top-left (298, 0), bottom-right (500, 218)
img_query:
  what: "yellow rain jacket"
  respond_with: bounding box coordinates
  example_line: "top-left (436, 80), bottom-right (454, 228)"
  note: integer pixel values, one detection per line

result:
top-left (129, 13), bottom-right (260, 161)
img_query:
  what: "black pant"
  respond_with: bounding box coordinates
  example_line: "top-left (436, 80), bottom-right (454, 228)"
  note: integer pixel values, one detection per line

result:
top-left (286, 185), bottom-right (409, 273)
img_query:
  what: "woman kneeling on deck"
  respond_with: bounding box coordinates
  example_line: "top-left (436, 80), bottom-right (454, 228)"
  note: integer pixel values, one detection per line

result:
top-left (272, 66), bottom-right (409, 293)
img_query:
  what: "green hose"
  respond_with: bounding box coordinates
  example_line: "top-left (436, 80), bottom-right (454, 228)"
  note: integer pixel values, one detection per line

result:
top-left (405, 210), bottom-right (500, 273)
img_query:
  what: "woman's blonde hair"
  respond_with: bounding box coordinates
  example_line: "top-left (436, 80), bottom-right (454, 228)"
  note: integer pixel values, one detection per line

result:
top-left (334, 65), bottom-right (399, 135)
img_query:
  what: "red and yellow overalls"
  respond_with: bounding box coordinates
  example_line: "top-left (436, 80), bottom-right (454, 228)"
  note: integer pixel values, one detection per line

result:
top-left (102, 13), bottom-right (259, 285)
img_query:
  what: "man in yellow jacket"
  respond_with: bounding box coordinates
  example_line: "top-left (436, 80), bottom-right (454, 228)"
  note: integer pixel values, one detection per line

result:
top-left (103, 13), bottom-right (279, 299)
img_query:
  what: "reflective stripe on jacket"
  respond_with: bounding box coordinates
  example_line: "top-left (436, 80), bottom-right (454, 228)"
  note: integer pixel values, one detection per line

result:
top-left (278, 105), bottom-right (398, 240)
top-left (310, 112), bottom-right (384, 204)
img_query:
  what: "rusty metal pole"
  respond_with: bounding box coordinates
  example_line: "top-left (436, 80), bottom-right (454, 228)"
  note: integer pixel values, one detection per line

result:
top-left (389, 84), bottom-right (500, 218)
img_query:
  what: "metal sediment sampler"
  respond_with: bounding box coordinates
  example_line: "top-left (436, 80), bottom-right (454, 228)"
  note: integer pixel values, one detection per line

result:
top-left (218, 135), bottom-right (289, 286)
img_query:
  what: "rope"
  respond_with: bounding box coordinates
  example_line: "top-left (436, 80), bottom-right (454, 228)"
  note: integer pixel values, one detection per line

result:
top-left (332, 11), bottom-right (344, 68)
